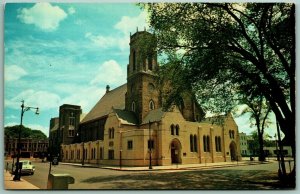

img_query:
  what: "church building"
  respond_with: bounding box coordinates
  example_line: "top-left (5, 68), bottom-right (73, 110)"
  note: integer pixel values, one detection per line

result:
top-left (50, 31), bottom-right (241, 167)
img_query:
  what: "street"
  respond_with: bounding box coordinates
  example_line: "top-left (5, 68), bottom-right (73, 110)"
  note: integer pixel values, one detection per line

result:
top-left (5, 159), bottom-right (293, 190)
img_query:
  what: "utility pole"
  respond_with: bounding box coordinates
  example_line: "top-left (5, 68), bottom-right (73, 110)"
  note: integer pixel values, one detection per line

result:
top-left (149, 120), bottom-right (152, 169)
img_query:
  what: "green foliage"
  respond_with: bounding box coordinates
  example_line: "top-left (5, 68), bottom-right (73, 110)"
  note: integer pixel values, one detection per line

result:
top-left (141, 3), bottom-right (295, 153)
top-left (5, 125), bottom-right (47, 139)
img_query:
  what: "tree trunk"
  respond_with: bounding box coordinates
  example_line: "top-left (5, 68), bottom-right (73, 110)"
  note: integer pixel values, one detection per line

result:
top-left (258, 131), bottom-right (265, 161)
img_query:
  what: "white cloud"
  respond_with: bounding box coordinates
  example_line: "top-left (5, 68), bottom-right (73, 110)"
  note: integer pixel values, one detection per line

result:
top-left (5, 115), bottom-right (18, 120)
top-left (85, 32), bottom-right (130, 50)
top-left (85, 33), bottom-right (118, 49)
top-left (62, 86), bottom-right (106, 113)
top-left (68, 7), bottom-right (76, 15)
top-left (114, 11), bottom-right (148, 35)
top-left (85, 11), bottom-right (148, 51)
top-left (90, 60), bottom-right (125, 86)
top-left (5, 65), bottom-right (28, 81)
top-left (5, 89), bottom-right (61, 110)
top-left (17, 3), bottom-right (67, 31)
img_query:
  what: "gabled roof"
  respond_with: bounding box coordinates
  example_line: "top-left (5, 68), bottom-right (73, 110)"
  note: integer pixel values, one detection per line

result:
top-left (81, 84), bottom-right (127, 124)
top-left (114, 109), bottom-right (138, 125)
top-left (142, 108), bottom-right (165, 124)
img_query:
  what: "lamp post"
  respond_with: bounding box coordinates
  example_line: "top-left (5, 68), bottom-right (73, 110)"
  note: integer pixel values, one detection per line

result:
top-left (149, 120), bottom-right (152, 169)
top-left (13, 100), bottom-right (39, 181)
top-left (48, 139), bottom-right (52, 175)
top-left (119, 131), bottom-right (123, 169)
top-left (82, 141), bottom-right (85, 166)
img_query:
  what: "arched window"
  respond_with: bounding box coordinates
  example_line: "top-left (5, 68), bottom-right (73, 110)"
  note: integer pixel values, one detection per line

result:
top-left (131, 101), bottom-right (136, 112)
top-left (109, 128), bottom-right (115, 139)
top-left (148, 83), bottom-right (155, 93)
top-left (194, 135), bottom-right (198, 152)
top-left (175, 125), bottom-right (179, 135)
top-left (206, 136), bottom-right (210, 152)
top-left (190, 135), bottom-right (194, 152)
top-left (218, 137), bottom-right (222, 152)
top-left (215, 136), bottom-right (222, 152)
top-left (229, 130), bottom-right (235, 139)
top-left (171, 124), bottom-right (175, 135)
top-left (203, 135), bottom-right (210, 152)
top-left (132, 50), bottom-right (136, 71)
top-left (149, 100), bottom-right (155, 110)
top-left (203, 136), bottom-right (207, 152)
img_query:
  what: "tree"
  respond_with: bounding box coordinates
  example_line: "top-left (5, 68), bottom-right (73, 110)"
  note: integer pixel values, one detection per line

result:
top-left (236, 94), bottom-right (272, 161)
top-left (5, 125), bottom-right (47, 139)
top-left (142, 3), bottom-right (295, 181)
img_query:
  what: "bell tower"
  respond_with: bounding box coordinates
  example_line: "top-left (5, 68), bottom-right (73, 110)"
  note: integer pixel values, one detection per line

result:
top-left (125, 30), bottom-right (160, 124)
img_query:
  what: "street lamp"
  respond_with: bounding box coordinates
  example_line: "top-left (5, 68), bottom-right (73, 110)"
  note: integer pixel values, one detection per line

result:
top-left (13, 100), bottom-right (39, 181)
top-left (119, 131), bottom-right (123, 169)
top-left (149, 120), bottom-right (152, 169)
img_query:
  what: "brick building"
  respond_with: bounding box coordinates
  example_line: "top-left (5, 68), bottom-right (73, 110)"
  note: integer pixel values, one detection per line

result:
top-left (52, 31), bottom-right (241, 166)
top-left (4, 135), bottom-right (48, 159)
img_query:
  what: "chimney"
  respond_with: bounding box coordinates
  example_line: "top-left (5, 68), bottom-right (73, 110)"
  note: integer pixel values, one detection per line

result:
top-left (106, 85), bottom-right (110, 93)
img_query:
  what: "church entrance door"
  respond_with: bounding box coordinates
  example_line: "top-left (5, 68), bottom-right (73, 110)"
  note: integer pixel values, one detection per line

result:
top-left (170, 139), bottom-right (181, 164)
top-left (229, 141), bottom-right (237, 161)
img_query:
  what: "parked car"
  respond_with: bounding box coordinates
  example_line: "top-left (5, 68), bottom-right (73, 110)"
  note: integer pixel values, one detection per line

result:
top-left (13, 160), bottom-right (35, 175)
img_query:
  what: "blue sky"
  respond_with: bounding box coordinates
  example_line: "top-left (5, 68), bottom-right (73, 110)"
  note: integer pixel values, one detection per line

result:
top-left (4, 2), bottom-right (279, 138)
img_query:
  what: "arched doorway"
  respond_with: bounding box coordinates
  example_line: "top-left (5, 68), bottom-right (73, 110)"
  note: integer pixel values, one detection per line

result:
top-left (229, 141), bottom-right (237, 161)
top-left (170, 139), bottom-right (182, 164)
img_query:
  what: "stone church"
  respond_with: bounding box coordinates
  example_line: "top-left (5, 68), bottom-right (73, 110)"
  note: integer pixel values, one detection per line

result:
top-left (49, 31), bottom-right (241, 167)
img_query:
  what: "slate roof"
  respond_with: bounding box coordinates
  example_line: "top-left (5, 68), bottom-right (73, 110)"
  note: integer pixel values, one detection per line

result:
top-left (142, 108), bottom-right (165, 124)
top-left (114, 109), bottom-right (138, 125)
top-left (50, 122), bottom-right (59, 132)
top-left (80, 84), bottom-right (127, 124)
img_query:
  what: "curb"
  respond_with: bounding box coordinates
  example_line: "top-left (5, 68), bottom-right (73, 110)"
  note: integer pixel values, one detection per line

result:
top-left (64, 161), bottom-right (272, 171)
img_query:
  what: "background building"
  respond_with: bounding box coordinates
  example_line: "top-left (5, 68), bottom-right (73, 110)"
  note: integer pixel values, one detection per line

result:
top-left (4, 135), bottom-right (48, 159)
top-left (48, 104), bottom-right (84, 159)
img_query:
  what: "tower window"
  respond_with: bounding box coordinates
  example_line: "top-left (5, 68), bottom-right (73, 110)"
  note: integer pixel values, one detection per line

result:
top-left (69, 112), bottom-right (75, 126)
top-left (132, 101), bottom-right (136, 112)
top-left (148, 83), bottom-right (155, 93)
top-left (149, 100), bottom-right (155, 110)
top-left (132, 50), bottom-right (136, 71)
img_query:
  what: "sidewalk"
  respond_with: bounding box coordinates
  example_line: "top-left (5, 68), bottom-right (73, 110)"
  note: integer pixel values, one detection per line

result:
top-left (61, 158), bottom-right (273, 171)
top-left (3, 170), bottom-right (40, 190)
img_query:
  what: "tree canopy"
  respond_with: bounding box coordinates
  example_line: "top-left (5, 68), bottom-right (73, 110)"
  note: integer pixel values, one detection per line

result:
top-left (141, 3), bottom-right (295, 156)
top-left (5, 125), bottom-right (47, 140)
